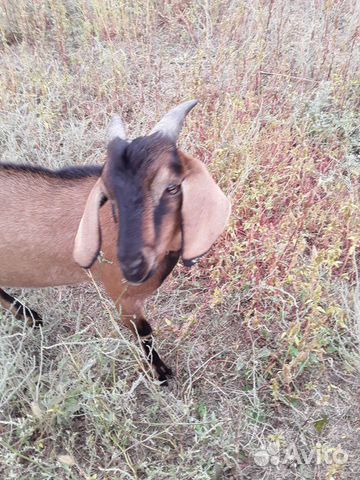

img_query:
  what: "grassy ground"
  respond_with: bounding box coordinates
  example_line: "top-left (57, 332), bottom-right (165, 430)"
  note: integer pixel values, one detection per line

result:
top-left (1, 1), bottom-right (360, 478)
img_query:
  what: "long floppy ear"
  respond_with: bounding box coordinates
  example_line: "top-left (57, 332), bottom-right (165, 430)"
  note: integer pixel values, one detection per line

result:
top-left (73, 178), bottom-right (107, 268)
top-left (181, 154), bottom-right (231, 266)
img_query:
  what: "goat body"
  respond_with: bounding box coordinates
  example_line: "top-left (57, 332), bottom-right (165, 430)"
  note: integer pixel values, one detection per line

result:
top-left (0, 165), bottom-right (98, 287)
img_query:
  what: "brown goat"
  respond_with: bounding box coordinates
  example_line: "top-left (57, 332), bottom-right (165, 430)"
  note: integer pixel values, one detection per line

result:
top-left (0, 100), bottom-right (231, 383)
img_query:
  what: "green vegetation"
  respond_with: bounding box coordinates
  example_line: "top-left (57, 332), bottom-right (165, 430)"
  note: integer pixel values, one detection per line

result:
top-left (0, 1), bottom-right (359, 478)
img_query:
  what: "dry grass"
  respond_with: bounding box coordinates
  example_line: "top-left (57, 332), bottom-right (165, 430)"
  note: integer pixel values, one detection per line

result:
top-left (1, 0), bottom-right (360, 478)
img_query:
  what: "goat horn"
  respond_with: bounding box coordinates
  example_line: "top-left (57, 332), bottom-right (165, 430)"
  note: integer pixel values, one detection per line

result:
top-left (107, 114), bottom-right (127, 142)
top-left (150, 99), bottom-right (198, 142)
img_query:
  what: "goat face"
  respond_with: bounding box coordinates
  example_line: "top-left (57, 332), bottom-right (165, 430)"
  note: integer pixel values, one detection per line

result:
top-left (73, 100), bottom-right (231, 285)
top-left (104, 134), bottom-right (183, 284)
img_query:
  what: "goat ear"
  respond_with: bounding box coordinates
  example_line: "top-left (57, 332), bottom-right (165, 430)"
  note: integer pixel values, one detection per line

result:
top-left (181, 155), bottom-right (231, 266)
top-left (73, 178), bottom-right (107, 268)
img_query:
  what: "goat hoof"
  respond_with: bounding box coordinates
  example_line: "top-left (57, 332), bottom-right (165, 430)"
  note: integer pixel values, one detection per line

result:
top-left (158, 370), bottom-right (172, 386)
top-left (156, 363), bottom-right (173, 386)
top-left (26, 311), bottom-right (43, 328)
top-left (159, 376), bottom-right (168, 386)
top-left (164, 365), bottom-right (173, 377)
top-left (32, 317), bottom-right (43, 328)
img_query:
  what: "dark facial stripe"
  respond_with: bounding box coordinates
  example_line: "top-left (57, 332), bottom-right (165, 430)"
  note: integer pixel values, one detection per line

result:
top-left (154, 195), bottom-right (170, 238)
top-left (107, 138), bottom-right (146, 262)
top-left (158, 250), bottom-right (180, 283)
top-left (170, 152), bottom-right (183, 175)
top-left (116, 190), bottom-right (145, 261)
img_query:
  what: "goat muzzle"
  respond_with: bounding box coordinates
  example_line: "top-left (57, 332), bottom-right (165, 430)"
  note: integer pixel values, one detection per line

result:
top-left (119, 248), bottom-right (157, 285)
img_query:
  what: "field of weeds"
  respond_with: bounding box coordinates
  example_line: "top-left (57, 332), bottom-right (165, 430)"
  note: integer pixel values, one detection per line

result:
top-left (1, 1), bottom-right (360, 479)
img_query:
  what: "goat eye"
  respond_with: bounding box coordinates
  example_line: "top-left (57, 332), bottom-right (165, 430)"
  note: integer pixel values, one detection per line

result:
top-left (166, 184), bottom-right (181, 195)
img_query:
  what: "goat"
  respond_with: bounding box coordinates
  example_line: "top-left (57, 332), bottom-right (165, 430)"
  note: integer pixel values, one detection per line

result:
top-left (0, 100), bottom-right (231, 384)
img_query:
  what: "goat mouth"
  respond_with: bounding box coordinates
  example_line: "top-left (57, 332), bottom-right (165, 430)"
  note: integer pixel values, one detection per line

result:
top-left (123, 266), bottom-right (156, 286)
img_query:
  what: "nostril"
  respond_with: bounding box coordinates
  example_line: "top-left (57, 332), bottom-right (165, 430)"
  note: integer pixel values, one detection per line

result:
top-left (120, 254), bottom-right (146, 274)
top-left (118, 252), bottom-right (156, 283)
top-left (128, 257), bottom-right (143, 269)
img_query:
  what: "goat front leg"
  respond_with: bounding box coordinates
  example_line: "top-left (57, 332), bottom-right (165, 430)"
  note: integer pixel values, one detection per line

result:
top-left (0, 288), bottom-right (42, 327)
top-left (114, 296), bottom-right (172, 385)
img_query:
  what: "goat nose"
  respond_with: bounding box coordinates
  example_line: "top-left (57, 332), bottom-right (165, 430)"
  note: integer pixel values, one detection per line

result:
top-left (123, 255), bottom-right (144, 269)
top-left (128, 257), bottom-right (143, 270)
top-left (120, 253), bottom-right (148, 280)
